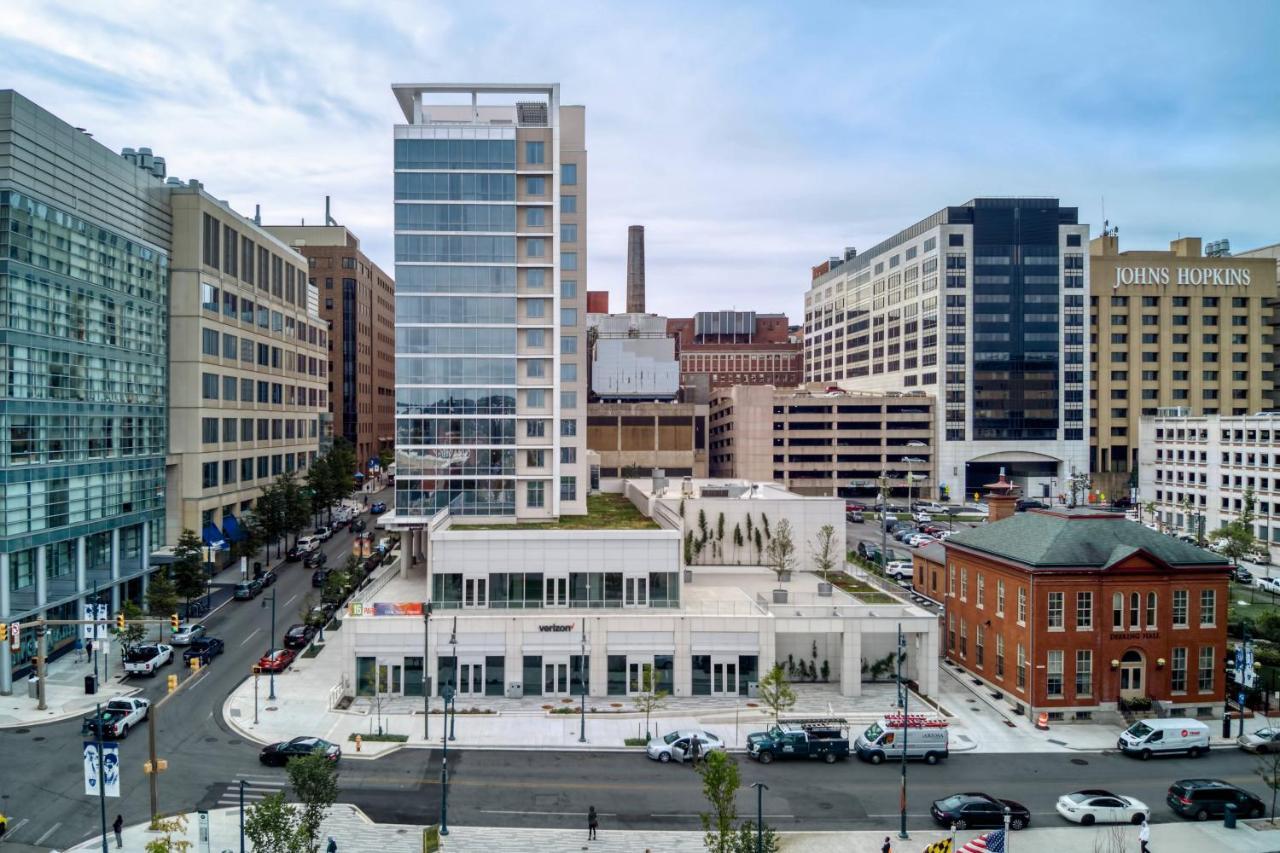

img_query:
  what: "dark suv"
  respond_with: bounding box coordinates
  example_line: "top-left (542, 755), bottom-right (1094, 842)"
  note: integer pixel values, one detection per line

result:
top-left (1167, 779), bottom-right (1264, 821)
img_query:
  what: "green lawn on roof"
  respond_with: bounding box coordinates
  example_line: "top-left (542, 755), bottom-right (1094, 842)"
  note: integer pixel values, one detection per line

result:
top-left (452, 493), bottom-right (659, 531)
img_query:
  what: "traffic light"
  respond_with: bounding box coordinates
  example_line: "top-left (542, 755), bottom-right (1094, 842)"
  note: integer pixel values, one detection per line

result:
top-left (167, 674), bottom-right (178, 693)
top-left (170, 613), bottom-right (180, 631)
top-left (116, 612), bottom-right (125, 631)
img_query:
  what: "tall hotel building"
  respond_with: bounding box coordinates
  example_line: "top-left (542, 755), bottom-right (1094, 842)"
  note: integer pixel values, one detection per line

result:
top-left (804, 198), bottom-right (1090, 501)
top-left (391, 84), bottom-right (588, 521)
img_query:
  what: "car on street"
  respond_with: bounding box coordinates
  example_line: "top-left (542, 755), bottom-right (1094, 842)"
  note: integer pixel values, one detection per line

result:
top-left (183, 637), bottom-right (225, 666)
top-left (913, 511), bottom-right (932, 523)
top-left (314, 526), bottom-right (333, 541)
top-left (170, 623), bottom-right (206, 645)
top-left (370, 501), bottom-right (387, 515)
top-left (259, 736), bottom-right (341, 766)
top-left (747, 721), bottom-right (849, 764)
top-left (295, 535), bottom-right (321, 554)
top-left (845, 502), bottom-right (867, 513)
top-left (283, 623), bottom-right (317, 649)
top-left (1237, 727), bottom-right (1280, 754)
top-left (257, 648), bottom-right (298, 673)
top-left (907, 533), bottom-right (936, 547)
top-left (310, 567), bottom-right (331, 587)
top-left (1231, 565), bottom-right (1255, 584)
top-left (884, 560), bottom-right (913, 580)
top-left (646, 730), bottom-right (725, 763)
top-left (846, 511), bottom-right (864, 523)
top-left (233, 579), bottom-right (263, 600)
top-left (1055, 790), bottom-right (1149, 825)
top-left (935, 530), bottom-right (954, 541)
top-left (124, 644), bottom-right (174, 676)
top-left (931, 792), bottom-right (1030, 831)
top-left (82, 696), bottom-right (151, 738)
top-left (305, 551), bottom-right (329, 570)
top-left (362, 552), bottom-right (384, 574)
top-left (351, 518), bottom-right (367, 534)
top-left (1257, 576), bottom-right (1280, 595)
top-left (1016, 499), bottom-right (1048, 512)
top-left (1167, 779), bottom-right (1264, 821)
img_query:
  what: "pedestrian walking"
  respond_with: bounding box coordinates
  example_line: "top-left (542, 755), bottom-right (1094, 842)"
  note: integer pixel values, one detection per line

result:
top-left (587, 805), bottom-right (598, 841)
top-left (86, 639), bottom-right (93, 660)
top-left (1138, 815), bottom-right (1150, 853)
top-left (689, 736), bottom-right (701, 768)
top-left (113, 814), bottom-right (124, 848)
top-left (881, 837), bottom-right (892, 853)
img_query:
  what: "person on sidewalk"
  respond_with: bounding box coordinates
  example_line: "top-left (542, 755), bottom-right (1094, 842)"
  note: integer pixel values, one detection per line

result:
top-left (881, 837), bottom-right (892, 853)
top-left (688, 736), bottom-right (701, 768)
top-left (587, 806), bottom-right (598, 840)
top-left (1138, 815), bottom-right (1150, 853)
top-left (113, 814), bottom-right (124, 848)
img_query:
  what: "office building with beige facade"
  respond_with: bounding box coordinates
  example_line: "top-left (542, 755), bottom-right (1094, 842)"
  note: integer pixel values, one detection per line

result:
top-left (266, 223), bottom-right (396, 474)
top-left (1089, 234), bottom-right (1278, 482)
top-left (167, 188), bottom-right (328, 546)
top-left (708, 385), bottom-right (935, 499)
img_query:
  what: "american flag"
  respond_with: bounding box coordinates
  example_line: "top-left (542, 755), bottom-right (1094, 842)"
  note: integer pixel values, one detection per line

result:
top-left (959, 829), bottom-right (1005, 853)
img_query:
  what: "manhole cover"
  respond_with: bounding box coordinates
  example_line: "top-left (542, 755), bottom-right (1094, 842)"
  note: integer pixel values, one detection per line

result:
top-left (33, 736), bottom-right (45, 742)
top-left (1070, 758), bottom-right (1089, 765)
top-left (10, 728), bottom-right (30, 734)
top-left (205, 737), bottom-right (219, 743)
top-left (228, 739), bottom-right (243, 745)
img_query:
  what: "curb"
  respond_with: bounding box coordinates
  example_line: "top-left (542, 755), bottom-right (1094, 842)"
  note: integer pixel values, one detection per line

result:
top-left (0, 683), bottom-right (144, 729)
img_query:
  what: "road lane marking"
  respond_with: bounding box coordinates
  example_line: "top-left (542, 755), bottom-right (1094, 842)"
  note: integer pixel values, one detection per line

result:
top-left (239, 628), bottom-right (262, 647)
top-left (6, 819), bottom-right (29, 838)
top-left (34, 822), bottom-right (60, 845)
top-left (284, 593), bottom-right (299, 608)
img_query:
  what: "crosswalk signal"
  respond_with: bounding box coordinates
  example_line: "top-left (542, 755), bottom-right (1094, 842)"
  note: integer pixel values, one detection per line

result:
top-left (170, 613), bottom-right (180, 631)
top-left (116, 612), bottom-right (125, 631)
top-left (167, 674), bottom-right (178, 693)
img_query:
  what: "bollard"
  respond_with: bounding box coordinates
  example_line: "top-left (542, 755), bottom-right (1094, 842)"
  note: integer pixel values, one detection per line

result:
top-left (355, 734), bottom-right (362, 753)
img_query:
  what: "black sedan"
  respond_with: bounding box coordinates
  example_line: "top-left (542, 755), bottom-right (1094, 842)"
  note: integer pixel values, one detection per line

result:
top-left (311, 568), bottom-right (330, 588)
top-left (259, 736), bottom-right (341, 766)
top-left (283, 623), bottom-right (317, 650)
top-left (305, 551), bottom-right (328, 570)
top-left (285, 546), bottom-right (304, 563)
top-left (258, 570), bottom-right (278, 587)
top-left (932, 792), bottom-right (1030, 831)
top-left (182, 637), bottom-right (225, 665)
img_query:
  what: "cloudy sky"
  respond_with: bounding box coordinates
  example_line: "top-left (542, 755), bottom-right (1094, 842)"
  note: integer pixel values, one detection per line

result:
top-left (4, 0), bottom-right (1278, 319)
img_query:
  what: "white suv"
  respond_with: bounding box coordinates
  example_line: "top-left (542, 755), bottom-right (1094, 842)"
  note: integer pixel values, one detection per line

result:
top-left (885, 560), bottom-right (913, 580)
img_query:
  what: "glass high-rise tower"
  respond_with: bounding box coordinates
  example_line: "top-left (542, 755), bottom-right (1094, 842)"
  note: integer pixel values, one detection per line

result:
top-left (391, 84), bottom-right (587, 521)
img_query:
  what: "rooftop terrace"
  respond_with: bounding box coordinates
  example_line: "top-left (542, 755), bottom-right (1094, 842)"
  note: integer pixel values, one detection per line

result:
top-left (450, 493), bottom-right (660, 532)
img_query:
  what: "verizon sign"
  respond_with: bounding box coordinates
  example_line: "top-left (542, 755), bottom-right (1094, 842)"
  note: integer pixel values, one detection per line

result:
top-left (1114, 266), bottom-right (1251, 289)
top-left (538, 623), bottom-right (575, 633)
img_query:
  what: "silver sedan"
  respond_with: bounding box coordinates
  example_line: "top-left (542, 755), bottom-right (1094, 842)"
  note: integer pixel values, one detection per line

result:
top-left (646, 730), bottom-right (725, 763)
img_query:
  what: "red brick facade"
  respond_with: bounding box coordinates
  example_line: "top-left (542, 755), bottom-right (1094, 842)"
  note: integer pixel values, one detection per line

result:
top-left (667, 314), bottom-right (802, 389)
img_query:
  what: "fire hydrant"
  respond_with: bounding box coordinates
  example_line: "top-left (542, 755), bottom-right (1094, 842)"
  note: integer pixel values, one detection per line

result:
top-left (354, 734), bottom-right (362, 753)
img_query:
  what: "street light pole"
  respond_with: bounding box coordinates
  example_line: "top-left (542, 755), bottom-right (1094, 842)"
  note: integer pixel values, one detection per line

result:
top-left (422, 601), bottom-right (432, 740)
top-left (262, 588), bottom-right (278, 700)
top-left (750, 782), bottom-right (768, 852)
top-left (897, 623), bottom-right (909, 842)
top-left (449, 617), bottom-right (457, 741)
top-left (579, 621), bottom-right (587, 743)
top-left (239, 779), bottom-right (246, 853)
top-left (880, 471), bottom-right (889, 568)
top-left (95, 701), bottom-right (108, 853)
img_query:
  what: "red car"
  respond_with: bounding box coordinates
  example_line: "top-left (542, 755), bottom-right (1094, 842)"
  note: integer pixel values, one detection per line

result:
top-left (257, 649), bottom-right (298, 673)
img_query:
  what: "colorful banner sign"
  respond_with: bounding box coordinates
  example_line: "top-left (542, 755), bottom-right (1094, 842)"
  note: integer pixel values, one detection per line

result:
top-left (347, 602), bottom-right (425, 617)
top-left (83, 741), bottom-right (121, 797)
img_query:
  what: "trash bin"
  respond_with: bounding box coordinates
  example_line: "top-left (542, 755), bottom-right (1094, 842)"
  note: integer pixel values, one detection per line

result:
top-left (1224, 802), bottom-right (1238, 828)
top-left (84, 674), bottom-right (97, 695)
top-left (27, 674), bottom-right (39, 698)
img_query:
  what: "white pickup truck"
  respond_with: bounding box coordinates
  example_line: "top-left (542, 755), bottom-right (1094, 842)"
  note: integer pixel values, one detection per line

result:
top-left (82, 696), bottom-right (151, 738)
top-left (123, 644), bottom-right (173, 677)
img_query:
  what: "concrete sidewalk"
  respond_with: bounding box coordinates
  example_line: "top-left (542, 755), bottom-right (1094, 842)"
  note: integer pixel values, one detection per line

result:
top-left (65, 808), bottom-right (1280, 852)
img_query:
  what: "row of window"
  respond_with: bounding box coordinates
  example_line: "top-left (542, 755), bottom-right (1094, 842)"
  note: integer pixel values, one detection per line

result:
top-left (200, 372), bottom-right (327, 409)
top-left (200, 415), bottom-right (317, 444)
top-left (198, 282), bottom-right (327, 349)
top-left (199, 451), bottom-right (313, 490)
top-left (201, 213), bottom-right (307, 310)
top-left (6, 523), bottom-right (150, 591)
top-left (200, 327), bottom-right (326, 377)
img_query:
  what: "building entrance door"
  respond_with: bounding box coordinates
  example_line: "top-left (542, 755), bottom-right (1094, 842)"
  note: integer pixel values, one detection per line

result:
top-left (627, 656), bottom-right (655, 695)
top-left (1119, 650), bottom-right (1144, 700)
top-left (711, 657), bottom-right (738, 696)
top-left (457, 660), bottom-right (485, 697)
top-left (624, 576), bottom-right (648, 607)
top-left (377, 659), bottom-right (402, 695)
top-left (544, 576), bottom-right (567, 607)
top-left (544, 661), bottom-right (570, 696)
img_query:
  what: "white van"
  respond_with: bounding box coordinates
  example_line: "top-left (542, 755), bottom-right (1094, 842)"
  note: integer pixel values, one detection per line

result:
top-left (1117, 718), bottom-right (1210, 759)
top-left (855, 715), bottom-right (949, 765)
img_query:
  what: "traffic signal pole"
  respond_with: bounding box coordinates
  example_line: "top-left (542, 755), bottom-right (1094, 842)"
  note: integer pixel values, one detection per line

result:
top-left (145, 659), bottom-right (210, 824)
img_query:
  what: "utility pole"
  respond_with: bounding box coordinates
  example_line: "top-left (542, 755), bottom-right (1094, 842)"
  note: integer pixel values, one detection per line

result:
top-left (239, 779), bottom-right (246, 853)
top-left (422, 601), bottom-right (432, 740)
top-left (95, 701), bottom-right (108, 853)
top-left (750, 782), bottom-right (768, 852)
top-left (897, 623), bottom-right (909, 842)
top-left (263, 587), bottom-right (277, 700)
top-left (35, 620), bottom-right (47, 710)
top-left (579, 621), bottom-right (587, 743)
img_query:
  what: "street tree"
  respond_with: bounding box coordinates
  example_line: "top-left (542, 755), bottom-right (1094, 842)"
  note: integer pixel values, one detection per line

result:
top-left (288, 751), bottom-right (340, 853)
top-left (1211, 520), bottom-right (1255, 567)
top-left (756, 664), bottom-right (796, 725)
top-left (116, 600), bottom-right (147, 651)
top-left (245, 791), bottom-right (302, 853)
top-left (732, 523), bottom-right (743, 565)
top-left (231, 511), bottom-right (266, 564)
top-left (144, 814), bottom-right (193, 852)
top-left (731, 821), bottom-right (779, 853)
top-left (765, 519), bottom-right (797, 588)
top-left (306, 459), bottom-right (336, 524)
top-left (1256, 724), bottom-right (1280, 824)
top-left (257, 482), bottom-right (288, 561)
top-left (631, 663), bottom-right (668, 739)
top-left (279, 471), bottom-right (312, 548)
top-left (697, 750), bottom-right (740, 853)
top-left (810, 523), bottom-right (837, 581)
top-left (145, 568), bottom-right (179, 619)
top-left (170, 528), bottom-right (206, 612)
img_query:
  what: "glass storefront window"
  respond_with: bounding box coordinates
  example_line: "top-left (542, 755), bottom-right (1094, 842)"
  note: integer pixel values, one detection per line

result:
top-left (523, 655), bottom-right (542, 697)
top-left (691, 655), bottom-right (712, 696)
top-left (654, 655), bottom-right (674, 694)
top-left (738, 655), bottom-right (759, 697)
top-left (570, 655), bottom-right (590, 695)
top-left (607, 655), bottom-right (627, 696)
top-left (356, 656), bottom-right (377, 697)
top-left (403, 657), bottom-right (424, 697)
top-left (485, 656), bottom-right (505, 697)
top-left (437, 656), bottom-right (456, 696)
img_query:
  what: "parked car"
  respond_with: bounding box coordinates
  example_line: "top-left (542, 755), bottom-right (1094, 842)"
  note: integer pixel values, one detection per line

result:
top-left (82, 696), bottom-right (151, 739)
top-left (845, 502), bottom-right (867, 513)
top-left (931, 793), bottom-right (1030, 831)
top-left (1055, 790), bottom-right (1149, 825)
top-left (1231, 565), bottom-right (1255, 584)
top-left (305, 551), bottom-right (329, 570)
top-left (351, 519), bottom-right (367, 534)
top-left (170, 623), bottom-right (206, 645)
top-left (935, 530), bottom-right (954, 541)
top-left (913, 511), bottom-right (932, 523)
top-left (1257, 576), bottom-right (1280, 595)
top-left (257, 648), bottom-right (298, 673)
top-left (257, 569), bottom-right (278, 587)
top-left (1016, 499), bottom-right (1048, 512)
top-left (855, 715), bottom-right (949, 765)
top-left (259, 736), bottom-right (341, 766)
top-left (295, 535), bottom-right (321, 554)
top-left (124, 644), bottom-right (173, 677)
top-left (314, 526), bottom-right (333, 541)
top-left (283, 623), bottom-right (317, 650)
top-left (234, 579), bottom-right (264, 600)
top-left (846, 511), bottom-right (865, 523)
top-left (183, 637), bottom-right (225, 666)
top-left (362, 552), bottom-right (384, 574)
top-left (646, 730), bottom-right (725, 763)
top-left (746, 720), bottom-right (850, 764)
top-left (884, 560), bottom-right (913, 581)
top-left (907, 533), bottom-right (936, 548)
top-left (370, 501), bottom-right (387, 515)
top-left (1166, 779), bottom-right (1264, 821)
top-left (1238, 727), bottom-right (1280, 754)
top-left (1117, 718), bottom-right (1210, 759)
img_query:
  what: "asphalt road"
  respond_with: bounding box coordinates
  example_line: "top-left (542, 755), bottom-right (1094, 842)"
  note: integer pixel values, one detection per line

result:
top-left (0, 497), bottom-right (383, 851)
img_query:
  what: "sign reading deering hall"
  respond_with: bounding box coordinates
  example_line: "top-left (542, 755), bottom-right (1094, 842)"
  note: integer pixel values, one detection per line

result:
top-left (1114, 266), bottom-right (1251, 288)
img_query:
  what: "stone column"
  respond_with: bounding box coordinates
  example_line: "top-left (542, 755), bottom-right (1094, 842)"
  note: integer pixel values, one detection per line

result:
top-left (840, 626), bottom-right (863, 697)
top-left (674, 619), bottom-right (692, 697)
top-left (141, 520), bottom-right (151, 573)
top-left (0, 552), bottom-right (9, 620)
top-left (0, 552), bottom-right (11, 695)
top-left (110, 528), bottom-right (121, 610)
top-left (34, 545), bottom-right (47, 608)
top-left (76, 536), bottom-right (87, 595)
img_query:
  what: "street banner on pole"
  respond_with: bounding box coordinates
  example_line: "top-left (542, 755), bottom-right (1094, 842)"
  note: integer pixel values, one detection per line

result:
top-left (96, 602), bottom-right (108, 640)
top-left (83, 741), bottom-right (121, 797)
top-left (82, 602), bottom-right (95, 640)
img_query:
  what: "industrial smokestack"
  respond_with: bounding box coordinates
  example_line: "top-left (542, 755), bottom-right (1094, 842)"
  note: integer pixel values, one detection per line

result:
top-left (626, 225), bottom-right (646, 313)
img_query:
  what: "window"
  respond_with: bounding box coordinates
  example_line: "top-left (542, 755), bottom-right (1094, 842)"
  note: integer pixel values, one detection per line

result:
top-left (525, 141), bottom-right (545, 164)
top-left (1016, 643), bottom-right (1026, 690)
top-left (996, 634), bottom-right (1005, 678)
top-left (959, 620), bottom-right (968, 657)
top-left (1076, 591), bottom-right (1092, 629)
top-left (561, 163), bottom-right (577, 185)
top-left (526, 450), bottom-right (544, 467)
top-left (947, 614), bottom-right (955, 650)
top-left (526, 360), bottom-right (545, 378)
top-left (202, 372), bottom-right (219, 400)
top-left (1047, 591), bottom-right (1064, 629)
top-left (1197, 647), bottom-right (1214, 692)
top-left (1173, 589), bottom-right (1188, 626)
top-left (561, 307), bottom-right (578, 326)
top-left (1145, 592), bottom-right (1157, 628)
top-left (560, 418), bottom-right (577, 437)
top-left (527, 238), bottom-right (545, 257)
top-left (201, 417), bottom-right (219, 444)
top-left (202, 328), bottom-right (219, 356)
top-left (1129, 592), bottom-right (1140, 627)
top-left (561, 363), bottom-right (577, 381)
top-left (1199, 589), bottom-right (1216, 626)
top-left (526, 420), bottom-right (545, 438)
top-left (527, 299), bottom-right (545, 318)
top-left (525, 208), bottom-right (546, 227)
top-left (560, 475), bottom-right (577, 501)
top-left (561, 390), bottom-right (577, 410)
top-left (561, 446), bottom-right (577, 464)
top-left (960, 569), bottom-right (968, 600)
top-left (949, 234), bottom-right (964, 247)
top-left (1171, 647), bottom-right (1188, 692)
top-left (1075, 650), bottom-right (1092, 697)
top-left (561, 252), bottom-right (578, 271)
top-left (201, 462), bottom-right (218, 489)
top-left (975, 624), bottom-right (985, 667)
top-left (201, 282), bottom-right (219, 312)
top-left (562, 279), bottom-right (577, 299)
top-left (527, 388), bottom-right (545, 407)
top-left (561, 195), bottom-right (577, 214)
top-left (1017, 586), bottom-right (1026, 624)
top-left (1046, 650), bottom-right (1063, 697)
top-left (1113, 592), bottom-right (1124, 628)
top-left (561, 223), bottom-right (577, 243)
top-left (976, 573), bottom-right (984, 609)
top-left (527, 328), bottom-right (545, 348)
top-left (561, 335), bottom-right (578, 354)
top-left (526, 176), bottom-right (546, 196)
top-left (526, 481), bottom-right (545, 508)
top-left (948, 566), bottom-right (955, 597)
top-left (996, 579), bottom-right (1005, 615)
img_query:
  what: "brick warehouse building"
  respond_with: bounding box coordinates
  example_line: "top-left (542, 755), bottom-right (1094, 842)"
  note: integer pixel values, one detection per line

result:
top-left (920, 504), bottom-right (1230, 723)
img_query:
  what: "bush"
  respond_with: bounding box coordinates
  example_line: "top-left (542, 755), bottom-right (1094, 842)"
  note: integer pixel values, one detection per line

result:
top-left (348, 732), bottom-right (408, 743)
top-left (624, 737), bottom-right (649, 746)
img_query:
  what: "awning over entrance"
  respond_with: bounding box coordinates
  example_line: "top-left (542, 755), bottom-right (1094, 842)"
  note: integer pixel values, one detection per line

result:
top-left (201, 522), bottom-right (228, 550)
top-left (221, 514), bottom-right (246, 542)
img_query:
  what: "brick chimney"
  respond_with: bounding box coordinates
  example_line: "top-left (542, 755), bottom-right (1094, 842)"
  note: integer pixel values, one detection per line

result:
top-left (983, 469), bottom-right (1021, 524)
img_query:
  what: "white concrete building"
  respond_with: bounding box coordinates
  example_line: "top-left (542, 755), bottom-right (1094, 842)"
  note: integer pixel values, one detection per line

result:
top-left (1138, 411), bottom-right (1280, 559)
